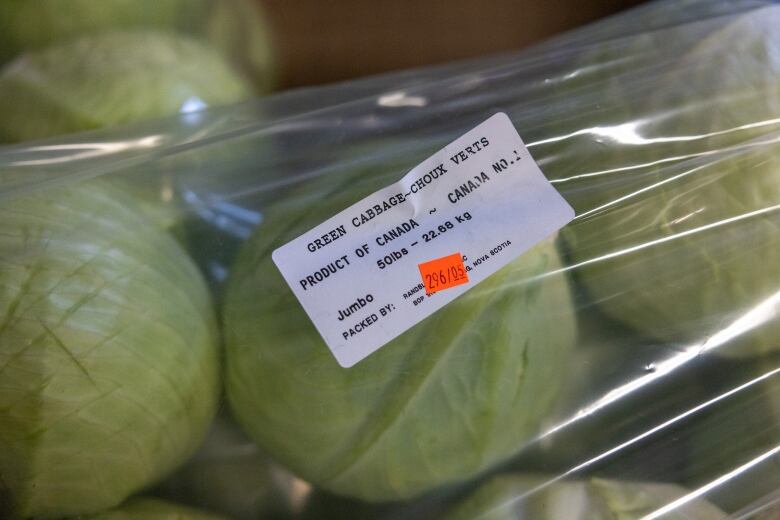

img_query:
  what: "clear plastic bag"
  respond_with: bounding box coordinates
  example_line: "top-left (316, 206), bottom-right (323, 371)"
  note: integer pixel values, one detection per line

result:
top-left (1, 0), bottom-right (778, 518)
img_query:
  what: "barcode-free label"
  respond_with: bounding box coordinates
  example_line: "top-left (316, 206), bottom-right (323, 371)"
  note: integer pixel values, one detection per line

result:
top-left (272, 113), bottom-right (574, 367)
top-left (419, 253), bottom-right (469, 295)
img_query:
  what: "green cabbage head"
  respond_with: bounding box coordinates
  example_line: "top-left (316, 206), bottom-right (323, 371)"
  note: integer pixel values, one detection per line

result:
top-left (0, 31), bottom-right (252, 143)
top-left (565, 136), bottom-right (780, 359)
top-left (207, 0), bottom-right (277, 93)
top-left (682, 362), bottom-right (780, 513)
top-left (153, 415), bottom-right (296, 520)
top-left (81, 497), bottom-right (228, 520)
top-left (561, 6), bottom-right (780, 359)
top-left (443, 475), bottom-right (727, 520)
top-left (223, 170), bottom-right (576, 501)
top-left (0, 182), bottom-right (220, 518)
top-left (0, 0), bottom-right (208, 64)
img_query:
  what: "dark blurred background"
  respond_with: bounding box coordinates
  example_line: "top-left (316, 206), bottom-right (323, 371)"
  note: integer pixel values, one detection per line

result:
top-left (262, 0), bottom-right (645, 88)
top-left (0, 0), bottom-right (646, 142)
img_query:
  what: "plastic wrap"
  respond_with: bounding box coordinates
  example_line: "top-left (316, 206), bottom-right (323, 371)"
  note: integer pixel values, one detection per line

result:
top-left (0, 0), bottom-right (273, 143)
top-left (1, 0), bottom-right (778, 518)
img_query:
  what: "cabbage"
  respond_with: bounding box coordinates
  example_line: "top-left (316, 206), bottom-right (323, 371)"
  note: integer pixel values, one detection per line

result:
top-left (566, 141), bottom-right (780, 359)
top-left (0, 182), bottom-right (219, 518)
top-left (0, 0), bottom-right (207, 64)
top-left (207, 0), bottom-right (277, 93)
top-left (223, 166), bottom-right (576, 501)
top-left (81, 497), bottom-right (227, 520)
top-left (539, 5), bottom-right (780, 191)
top-left (225, 237), bottom-right (574, 501)
top-left (681, 360), bottom-right (780, 514)
top-left (0, 31), bottom-right (252, 143)
top-left (561, 6), bottom-right (780, 358)
top-left (153, 414), bottom-right (297, 520)
top-left (443, 475), bottom-right (727, 520)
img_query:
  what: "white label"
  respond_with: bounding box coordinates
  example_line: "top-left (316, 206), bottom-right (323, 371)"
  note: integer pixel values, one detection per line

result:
top-left (272, 113), bottom-right (574, 367)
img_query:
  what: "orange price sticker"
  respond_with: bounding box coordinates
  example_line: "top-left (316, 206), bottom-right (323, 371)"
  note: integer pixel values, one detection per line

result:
top-left (418, 252), bottom-right (469, 295)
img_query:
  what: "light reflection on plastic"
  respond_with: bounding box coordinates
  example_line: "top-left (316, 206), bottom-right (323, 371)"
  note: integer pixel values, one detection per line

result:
top-left (535, 121), bottom-right (780, 185)
top-left (550, 133), bottom-right (780, 186)
top-left (180, 96), bottom-right (208, 125)
top-left (540, 291), bottom-right (780, 438)
top-left (566, 203), bottom-right (780, 268)
top-left (491, 368), bottom-right (780, 519)
top-left (559, 59), bottom-right (631, 81)
top-left (377, 91), bottom-right (428, 107)
top-left (529, 201), bottom-right (780, 289)
top-left (668, 206), bottom-right (706, 226)
top-left (574, 161), bottom-right (713, 219)
top-left (697, 291), bottom-right (780, 353)
top-left (10, 135), bottom-right (164, 166)
top-left (180, 96), bottom-right (207, 114)
top-left (578, 365), bottom-right (778, 449)
top-left (641, 444), bottom-right (780, 520)
top-left (530, 117), bottom-right (780, 148)
top-left (182, 190), bottom-right (261, 239)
